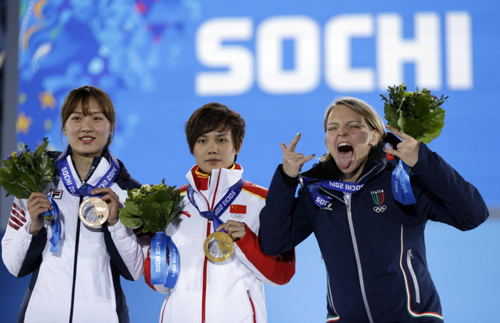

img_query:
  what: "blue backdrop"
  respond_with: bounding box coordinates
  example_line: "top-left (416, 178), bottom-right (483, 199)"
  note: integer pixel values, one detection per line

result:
top-left (1, 0), bottom-right (499, 322)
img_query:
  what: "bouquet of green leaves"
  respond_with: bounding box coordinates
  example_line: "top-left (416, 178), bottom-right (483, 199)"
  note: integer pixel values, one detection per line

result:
top-left (0, 137), bottom-right (55, 199)
top-left (0, 138), bottom-right (56, 222)
top-left (380, 83), bottom-right (448, 143)
top-left (119, 180), bottom-right (184, 233)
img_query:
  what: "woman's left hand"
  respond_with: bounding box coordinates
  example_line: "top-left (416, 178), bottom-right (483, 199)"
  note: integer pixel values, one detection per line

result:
top-left (216, 220), bottom-right (246, 242)
top-left (91, 187), bottom-right (121, 226)
top-left (384, 125), bottom-right (420, 168)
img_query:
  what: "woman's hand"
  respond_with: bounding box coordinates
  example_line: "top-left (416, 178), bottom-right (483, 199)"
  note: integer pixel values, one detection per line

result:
top-left (27, 192), bottom-right (52, 235)
top-left (384, 125), bottom-right (420, 168)
top-left (91, 188), bottom-right (121, 226)
top-left (216, 220), bottom-right (246, 242)
top-left (281, 133), bottom-right (315, 178)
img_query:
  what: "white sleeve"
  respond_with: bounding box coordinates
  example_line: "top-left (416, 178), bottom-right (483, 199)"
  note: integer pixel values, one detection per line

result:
top-left (1, 198), bottom-right (43, 276)
top-left (107, 219), bottom-right (145, 280)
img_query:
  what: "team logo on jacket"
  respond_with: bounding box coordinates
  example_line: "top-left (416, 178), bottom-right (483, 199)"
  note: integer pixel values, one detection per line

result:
top-left (50, 189), bottom-right (63, 199)
top-left (371, 189), bottom-right (387, 213)
top-left (230, 204), bottom-right (246, 219)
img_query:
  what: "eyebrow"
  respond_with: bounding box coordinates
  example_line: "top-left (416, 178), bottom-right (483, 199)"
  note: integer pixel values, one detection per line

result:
top-left (327, 120), bottom-right (363, 125)
top-left (71, 111), bottom-right (104, 115)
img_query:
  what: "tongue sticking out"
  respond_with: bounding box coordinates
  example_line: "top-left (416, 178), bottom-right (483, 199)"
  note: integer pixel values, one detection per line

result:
top-left (338, 151), bottom-right (353, 169)
top-left (337, 144), bottom-right (353, 170)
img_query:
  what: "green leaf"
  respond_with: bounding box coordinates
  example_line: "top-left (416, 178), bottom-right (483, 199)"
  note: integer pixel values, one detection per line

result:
top-left (403, 118), bottom-right (423, 139)
top-left (161, 200), bottom-right (173, 219)
top-left (119, 213), bottom-right (143, 229)
top-left (383, 103), bottom-right (399, 128)
top-left (380, 83), bottom-right (447, 143)
top-left (34, 138), bottom-right (49, 157)
top-left (123, 201), bottom-right (140, 215)
top-left (414, 95), bottom-right (430, 117)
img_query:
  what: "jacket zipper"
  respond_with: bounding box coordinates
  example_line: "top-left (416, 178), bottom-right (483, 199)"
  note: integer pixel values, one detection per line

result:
top-left (247, 290), bottom-right (257, 323)
top-left (406, 249), bottom-right (421, 303)
top-left (200, 170), bottom-right (222, 323)
top-left (69, 195), bottom-right (83, 323)
top-left (346, 195), bottom-right (374, 323)
top-left (201, 221), bottom-right (210, 323)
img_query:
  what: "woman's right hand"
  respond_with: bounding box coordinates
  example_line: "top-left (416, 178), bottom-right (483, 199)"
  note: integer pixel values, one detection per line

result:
top-left (281, 133), bottom-right (315, 178)
top-left (27, 192), bottom-right (52, 235)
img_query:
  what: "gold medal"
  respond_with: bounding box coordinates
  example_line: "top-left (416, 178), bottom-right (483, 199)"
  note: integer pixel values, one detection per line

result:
top-left (203, 231), bottom-right (234, 262)
top-left (78, 197), bottom-right (109, 227)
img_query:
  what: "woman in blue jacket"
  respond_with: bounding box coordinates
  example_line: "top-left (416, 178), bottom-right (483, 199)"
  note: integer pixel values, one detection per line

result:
top-left (258, 97), bottom-right (489, 323)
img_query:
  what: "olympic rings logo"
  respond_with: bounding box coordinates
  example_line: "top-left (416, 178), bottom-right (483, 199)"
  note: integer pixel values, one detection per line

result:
top-left (373, 205), bottom-right (387, 213)
top-left (231, 213), bottom-right (245, 220)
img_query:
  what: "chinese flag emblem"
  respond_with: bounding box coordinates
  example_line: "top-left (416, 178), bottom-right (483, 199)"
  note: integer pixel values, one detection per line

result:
top-left (230, 205), bottom-right (247, 214)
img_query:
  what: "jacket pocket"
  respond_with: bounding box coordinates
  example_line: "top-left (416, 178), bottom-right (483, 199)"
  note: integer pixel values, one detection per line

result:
top-left (406, 249), bottom-right (421, 304)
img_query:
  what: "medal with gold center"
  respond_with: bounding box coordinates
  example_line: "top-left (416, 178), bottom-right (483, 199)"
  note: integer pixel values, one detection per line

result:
top-left (203, 231), bottom-right (234, 262)
top-left (78, 197), bottom-right (109, 227)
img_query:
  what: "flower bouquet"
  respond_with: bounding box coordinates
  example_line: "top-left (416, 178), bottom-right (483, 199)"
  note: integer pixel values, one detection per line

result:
top-left (0, 138), bottom-right (56, 222)
top-left (380, 83), bottom-right (448, 205)
top-left (119, 180), bottom-right (184, 290)
top-left (380, 83), bottom-right (448, 143)
top-left (119, 180), bottom-right (183, 233)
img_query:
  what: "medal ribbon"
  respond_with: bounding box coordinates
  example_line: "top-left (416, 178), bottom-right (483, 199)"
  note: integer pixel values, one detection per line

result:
top-left (150, 232), bottom-right (180, 289)
top-left (186, 179), bottom-right (243, 232)
top-left (50, 147), bottom-right (119, 251)
top-left (57, 147), bottom-right (120, 197)
top-left (391, 160), bottom-right (416, 205)
top-left (44, 195), bottom-right (61, 252)
top-left (300, 176), bottom-right (365, 208)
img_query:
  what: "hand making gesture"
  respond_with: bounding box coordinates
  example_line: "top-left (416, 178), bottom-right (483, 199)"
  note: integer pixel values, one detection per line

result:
top-left (383, 125), bottom-right (420, 168)
top-left (281, 133), bottom-right (315, 178)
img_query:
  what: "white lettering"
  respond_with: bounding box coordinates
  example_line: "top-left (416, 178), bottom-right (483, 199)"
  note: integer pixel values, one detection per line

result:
top-left (315, 196), bottom-right (328, 206)
top-left (257, 16), bottom-right (320, 94)
top-left (195, 12), bottom-right (473, 95)
top-left (329, 181), bottom-right (344, 190)
top-left (446, 12), bottom-right (473, 90)
top-left (325, 14), bottom-right (374, 92)
top-left (195, 17), bottom-right (253, 96)
top-left (377, 13), bottom-right (441, 90)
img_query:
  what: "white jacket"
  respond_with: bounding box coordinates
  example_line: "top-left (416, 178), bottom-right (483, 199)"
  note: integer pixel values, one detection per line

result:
top-left (1, 149), bottom-right (144, 323)
top-left (145, 165), bottom-right (295, 323)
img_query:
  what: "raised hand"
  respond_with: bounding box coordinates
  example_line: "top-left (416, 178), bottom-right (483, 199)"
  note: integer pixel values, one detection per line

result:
top-left (281, 133), bottom-right (315, 178)
top-left (91, 187), bottom-right (121, 226)
top-left (384, 125), bottom-right (420, 168)
top-left (27, 192), bottom-right (52, 235)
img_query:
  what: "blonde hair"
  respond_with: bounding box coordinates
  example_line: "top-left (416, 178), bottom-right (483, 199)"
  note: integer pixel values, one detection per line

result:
top-left (320, 97), bottom-right (386, 162)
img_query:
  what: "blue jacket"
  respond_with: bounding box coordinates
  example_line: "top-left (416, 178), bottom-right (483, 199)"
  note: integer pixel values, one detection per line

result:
top-left (259, 141), bottom-right (488, 323)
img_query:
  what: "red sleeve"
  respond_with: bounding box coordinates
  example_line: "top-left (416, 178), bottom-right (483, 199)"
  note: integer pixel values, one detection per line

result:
top-left (236, 224), bottom-right (295, 285)
top-left (143, 247), bottom-right (157, 291)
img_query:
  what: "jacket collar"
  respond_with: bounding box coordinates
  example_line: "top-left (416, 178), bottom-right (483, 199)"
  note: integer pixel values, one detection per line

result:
top-left (186, 164), bottom-right (243, 193)
top-left (57, 145), bottom-right (117, 187)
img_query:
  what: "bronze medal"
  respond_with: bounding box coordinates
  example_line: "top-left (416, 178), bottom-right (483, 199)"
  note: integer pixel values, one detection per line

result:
top-left (78, 197), bottom-right (109, 227)
top-left (203, 231), bottom-right (234, 262)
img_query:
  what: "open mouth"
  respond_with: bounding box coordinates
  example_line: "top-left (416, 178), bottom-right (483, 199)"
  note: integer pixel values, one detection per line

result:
top-left (337, 142), bottom-right (353, 153)
top-left (337, 142), bottom-right (353, 169)
top-left (79, 136), bottom-right (95, 143)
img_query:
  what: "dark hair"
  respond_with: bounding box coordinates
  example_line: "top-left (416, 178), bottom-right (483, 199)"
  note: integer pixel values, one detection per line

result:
top-left (185, 102), bottom-right (245, 155)
top-left (60, 85), bottom-right (116, 146)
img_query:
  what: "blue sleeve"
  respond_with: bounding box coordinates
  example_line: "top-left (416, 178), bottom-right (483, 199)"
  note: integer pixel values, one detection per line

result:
top-left (259, 165), bottom-right (314, 256)
top-left (17, 228), bottom-right (47, 277)
top-left (412, 144), bottom-right (489, 230)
